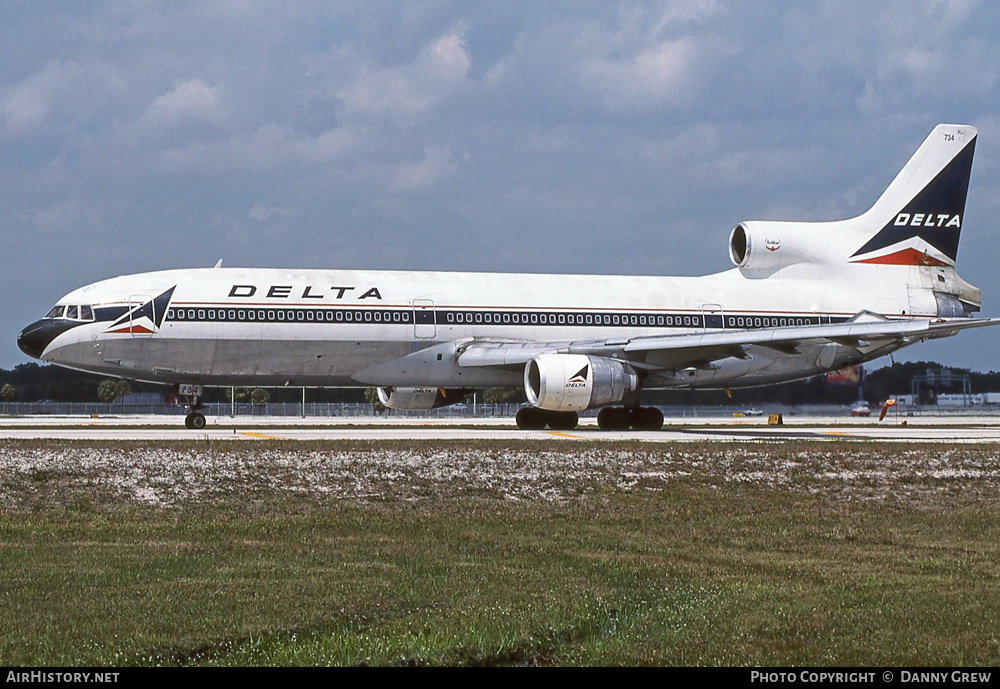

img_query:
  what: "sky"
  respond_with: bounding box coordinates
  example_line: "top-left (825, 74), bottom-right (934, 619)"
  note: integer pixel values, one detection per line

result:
top-left (2, 1), bottom-right (1000, 373)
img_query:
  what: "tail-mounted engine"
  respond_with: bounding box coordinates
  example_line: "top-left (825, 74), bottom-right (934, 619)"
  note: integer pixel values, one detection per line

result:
top-left (524, 354), bottom-right (638, 412)
top-left (729, 221), bottom-right (832, 278)
top-left (376, 387), bottom-right (472, 410)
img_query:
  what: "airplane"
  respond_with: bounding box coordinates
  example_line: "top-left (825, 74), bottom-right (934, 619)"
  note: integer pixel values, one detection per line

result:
top-left (17, 123), bottom-right (999, 430)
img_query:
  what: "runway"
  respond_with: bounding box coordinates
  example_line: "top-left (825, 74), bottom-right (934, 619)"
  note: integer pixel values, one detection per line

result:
top-left (3, 413), bottom-right (1000, 442)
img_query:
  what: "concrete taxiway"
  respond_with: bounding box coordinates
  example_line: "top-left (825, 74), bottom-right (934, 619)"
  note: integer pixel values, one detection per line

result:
top-left (2, 413), bottom-right (1000, 442)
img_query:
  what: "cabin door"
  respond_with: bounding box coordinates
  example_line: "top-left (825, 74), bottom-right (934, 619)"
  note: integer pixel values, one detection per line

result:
top-left (412, 299), bottom-right (436, 338)
top-left (701, 303), bottom-right (724, 331)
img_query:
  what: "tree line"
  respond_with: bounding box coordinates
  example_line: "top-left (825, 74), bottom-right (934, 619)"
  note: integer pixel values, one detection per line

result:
top-left (0, 363), bottom-right (367, 404)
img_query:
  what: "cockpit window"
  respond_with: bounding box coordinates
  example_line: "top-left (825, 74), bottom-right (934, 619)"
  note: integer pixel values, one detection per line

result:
top-left (44, 304), bottom-right (95, 321)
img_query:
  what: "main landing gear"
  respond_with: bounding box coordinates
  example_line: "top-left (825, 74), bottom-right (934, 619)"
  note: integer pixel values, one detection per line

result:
top-left (515, 406), bottom-right (664, 431)
top-left (176, 384), bottom-right (208, 429)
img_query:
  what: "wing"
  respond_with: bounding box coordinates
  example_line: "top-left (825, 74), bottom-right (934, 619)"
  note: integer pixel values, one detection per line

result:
top-left (351, 312), bottom-right (1000, 388)
top-left (456, 312), bottom-right (1000, 374)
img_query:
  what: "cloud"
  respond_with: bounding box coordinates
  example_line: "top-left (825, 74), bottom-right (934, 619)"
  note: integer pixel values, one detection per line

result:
top-left (388, 145), bottom-right (456, 191)
top-left (249, 205), bottom-right (301, 222)
top-left (1, 62), bottom-right (69, 132)
top-left (28, 197), bottom-right (100, 237)
top-left (336, 32), bottom-right (471, 119)
top-left (580, 39), bottom-right (699, 113)
top-left (423, 33), bottom-right (472, 82)
top-left (141, 78), bottom-right (226, 127)
top-left (155, 123), bottom-right (360, 172)
top-left (1, 60), bottom-right (122, 134)
top-left (481, 6), bottom-right (732, 120)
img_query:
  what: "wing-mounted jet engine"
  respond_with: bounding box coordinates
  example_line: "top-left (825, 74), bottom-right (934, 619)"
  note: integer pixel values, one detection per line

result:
top-left (524, 354), bottom-right (637, 412)
top-left (376, 386), bottom-right (472, 411)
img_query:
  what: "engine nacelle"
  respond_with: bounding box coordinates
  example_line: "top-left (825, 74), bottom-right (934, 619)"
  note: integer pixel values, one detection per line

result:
top-left (729, 221), bottom-right (830, 278)
top-left (524, 354), bottom-right (638, 412)
top-left (376, 387), bottom-right (472, 410)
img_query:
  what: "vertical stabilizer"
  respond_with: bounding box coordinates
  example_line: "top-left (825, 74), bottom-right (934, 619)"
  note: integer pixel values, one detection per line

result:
top-left (850, 124), bottom-right (976, 267)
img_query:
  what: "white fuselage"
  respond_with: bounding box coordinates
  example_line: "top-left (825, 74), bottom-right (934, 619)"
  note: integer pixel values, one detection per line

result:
top-left (28, 263), bottom-right (931, 390)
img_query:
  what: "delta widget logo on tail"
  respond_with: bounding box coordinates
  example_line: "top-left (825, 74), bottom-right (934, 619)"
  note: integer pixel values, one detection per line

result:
top-left (850, 136), bottom-right (975, 266)
top-left (105, 287), bottom-right (176, 335)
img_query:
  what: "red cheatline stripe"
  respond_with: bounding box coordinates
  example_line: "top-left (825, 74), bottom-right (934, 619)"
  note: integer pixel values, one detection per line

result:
top-left (106, 325), bottom-right (154, 334)
top-left (851, 247), bottom-right (949, 266)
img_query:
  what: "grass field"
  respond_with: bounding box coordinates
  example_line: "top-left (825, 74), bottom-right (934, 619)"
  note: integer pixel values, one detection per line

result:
top-left (1, 439), bottom-right (998, 665)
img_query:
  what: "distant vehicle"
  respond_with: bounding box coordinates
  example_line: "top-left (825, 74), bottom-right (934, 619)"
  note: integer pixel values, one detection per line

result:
top-left (850, 403), bottom-right (872, 417)
top-left (743, 408), bottom-right (764, 416)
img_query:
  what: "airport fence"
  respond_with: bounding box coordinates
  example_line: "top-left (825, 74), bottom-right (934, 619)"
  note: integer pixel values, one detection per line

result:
top-left (0, 401), bottom-right (532, 419)
top-left (3, 400), bottom-right (999, 419)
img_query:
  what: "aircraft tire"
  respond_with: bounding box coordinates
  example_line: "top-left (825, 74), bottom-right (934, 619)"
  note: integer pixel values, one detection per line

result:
top-left (186, 412), bottom-right (207, 430)
top-left (632, 407), bottom-right (664, 431)
top-left (516, 407), bottom-right (546, 430)
top-left (546, 411), bottom-right (579, 430)
top-left (597, 407), bottom-right (631, 431)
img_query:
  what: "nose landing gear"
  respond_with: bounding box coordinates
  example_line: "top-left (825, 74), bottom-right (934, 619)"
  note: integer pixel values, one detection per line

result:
top-left (176, 383), bottom-right (208, 430)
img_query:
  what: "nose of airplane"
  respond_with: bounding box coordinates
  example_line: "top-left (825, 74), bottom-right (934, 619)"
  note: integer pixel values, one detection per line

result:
top-left (17, 319), bottom-right (72, 359)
